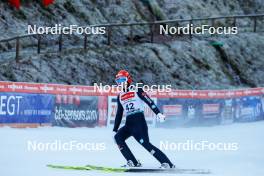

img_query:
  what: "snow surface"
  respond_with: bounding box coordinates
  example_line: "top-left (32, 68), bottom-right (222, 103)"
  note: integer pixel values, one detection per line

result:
top-left (1, 122), bottom-right (264, 176)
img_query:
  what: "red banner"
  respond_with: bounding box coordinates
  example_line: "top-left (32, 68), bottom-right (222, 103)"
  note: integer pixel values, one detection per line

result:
top-left (0, 81), bottom-right (263, 99)
top-left (8, 0), bottom-right (54, 9)
top-left (42, 0), bottom-right (54, 7)
top-left (9, 0), bottom-right (20, 9)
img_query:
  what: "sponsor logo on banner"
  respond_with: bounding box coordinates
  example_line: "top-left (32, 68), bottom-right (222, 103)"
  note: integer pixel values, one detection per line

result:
top-left (202, 104), bottom-right (221, 119)
top-left (163, 105), bottom-right (182, 116)
top-left (240, 107), bottom-right (254, 116)
top-left (0, 95), bottom-right (23, 116)
top-left (97, 96), bottom-right (108, 127)
top-left (0, 93), bottom-right (54, 123)
top-left (53, 95), bottom-right (98, 127)
top-left (203, 104), bottom-right (220, 114)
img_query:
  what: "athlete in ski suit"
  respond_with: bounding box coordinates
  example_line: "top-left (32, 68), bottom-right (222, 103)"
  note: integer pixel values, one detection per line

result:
top-left (113, 70), bottom-right (174, 168)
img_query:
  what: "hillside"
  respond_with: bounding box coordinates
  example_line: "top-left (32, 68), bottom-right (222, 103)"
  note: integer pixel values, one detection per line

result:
top-left (0, 0), bottom-right (263, 89)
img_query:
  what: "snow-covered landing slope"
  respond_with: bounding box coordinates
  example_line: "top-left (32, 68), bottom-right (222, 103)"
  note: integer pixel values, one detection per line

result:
top-left (1, 122), bottom-right (263, 176)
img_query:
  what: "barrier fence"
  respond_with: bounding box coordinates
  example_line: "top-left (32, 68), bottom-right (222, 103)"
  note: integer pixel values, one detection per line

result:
top-left (0, 14), bottom-right (264, 62)
top-left (0, 81), bottom-right (263, 128)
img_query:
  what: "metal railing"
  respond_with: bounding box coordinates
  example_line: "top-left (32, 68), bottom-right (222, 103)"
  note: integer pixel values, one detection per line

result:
top-left (0, 13), bottom-right (263, 62)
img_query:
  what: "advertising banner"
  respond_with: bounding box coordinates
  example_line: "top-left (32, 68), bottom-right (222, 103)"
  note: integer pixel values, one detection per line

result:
top-left (234, 96), bottom-right (263, 122)
top-left (0, 93), bottom-right (54, 124)
top-left (163, 105), bottom-right (183, 116)
top-left (97, 96), bottom-right (108, 127)
top-left (157, 98), bottom-right (225, 127)
top-left (202, 104), bottom-right (220, 116)
top-left (0, 81), bottom-right (263, 128)
top-left (53, 95), bottom-right (99, 127)
top-left (156, 96), bottom-right (264, 127)
top-left (221, 99), bottom-right (235, 124)
top-left (156, 98), bottom-right (188, 127)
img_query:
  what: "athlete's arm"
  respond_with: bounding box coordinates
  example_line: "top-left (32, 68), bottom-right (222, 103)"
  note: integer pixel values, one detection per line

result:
top-left (113, 95), bottom-right (123, 132)
top-left (137, 88), bottom-right (160, 115)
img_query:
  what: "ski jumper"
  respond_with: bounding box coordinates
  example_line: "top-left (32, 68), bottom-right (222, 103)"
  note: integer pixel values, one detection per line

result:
top-left (113, 87), bottom-right (173, 167)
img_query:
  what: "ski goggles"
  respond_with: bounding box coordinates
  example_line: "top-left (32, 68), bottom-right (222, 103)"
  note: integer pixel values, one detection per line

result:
top-left (115, 77), bottom-right (128, 84)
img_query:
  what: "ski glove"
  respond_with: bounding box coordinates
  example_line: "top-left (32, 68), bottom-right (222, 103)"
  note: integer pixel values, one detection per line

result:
top-left (157, 113), bottom-right (166, 123)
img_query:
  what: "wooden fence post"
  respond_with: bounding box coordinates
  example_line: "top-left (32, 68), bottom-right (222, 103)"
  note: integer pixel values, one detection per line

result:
top-left (59, 34), bottom-right (63, 52)
top-left (107, 27), bottom-right (112, 45)
top-left (150, 24), bottom-right (154, 43)
top-left (129, 25), bottom-right (133, 43)
top-left (84, 34), bottom-right (88, 50)
top-left (37, 34), bottom-right (41, 54)
top-left (189, 19), bottom-right (193, 39)
top-left (15, 37), bottom-right (20, 62)
top-left (211, 18), bottom-right (215, 27)
top-left (233, 17), bottom-right (237, 27)
top-left (253, 16), bottom-right (257, 32)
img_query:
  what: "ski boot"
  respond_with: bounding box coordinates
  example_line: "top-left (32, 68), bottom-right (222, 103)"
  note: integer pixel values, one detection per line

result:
top-left (122, 160), bottom-right (142, 168)
top-left (160, 163), bottom-right (175, 169)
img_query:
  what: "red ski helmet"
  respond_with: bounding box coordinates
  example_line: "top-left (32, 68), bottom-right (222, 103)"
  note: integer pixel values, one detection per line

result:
top-left (115, 70), bottom-right (132, 85)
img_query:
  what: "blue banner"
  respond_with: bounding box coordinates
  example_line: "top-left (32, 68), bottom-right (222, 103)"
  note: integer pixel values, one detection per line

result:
top-left (0, 93), bottom-right (54, 123)
top-left (234, 96), bottom-right (263, 122)
top-left (157, 96), bottom-right (264, 127)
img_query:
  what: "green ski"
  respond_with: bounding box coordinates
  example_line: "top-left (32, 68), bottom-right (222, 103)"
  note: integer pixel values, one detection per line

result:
top-left (47, 164), bottom-right (211, 174)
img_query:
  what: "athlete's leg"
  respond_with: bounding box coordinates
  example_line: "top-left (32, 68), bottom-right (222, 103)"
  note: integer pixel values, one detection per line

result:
top-left (132, 118), bottom-right (174, 167)
top-left (114, 126), bottom-right (138, 165)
